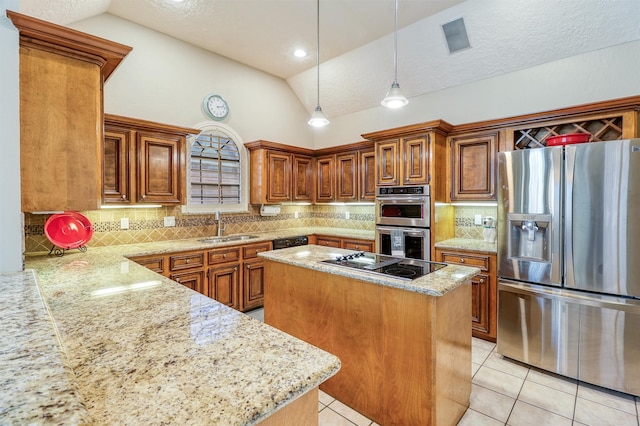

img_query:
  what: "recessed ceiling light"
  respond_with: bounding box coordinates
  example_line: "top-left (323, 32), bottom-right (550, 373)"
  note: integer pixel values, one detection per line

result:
top-left (293, 49), bottom-right (307, 58)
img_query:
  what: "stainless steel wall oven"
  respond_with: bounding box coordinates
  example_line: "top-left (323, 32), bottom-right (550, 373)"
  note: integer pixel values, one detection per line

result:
top-left (375, 185), bottom-right (431, 261)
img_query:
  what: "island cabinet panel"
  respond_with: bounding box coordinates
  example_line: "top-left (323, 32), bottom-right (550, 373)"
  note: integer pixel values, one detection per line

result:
top-left (258, 387), bottom-right (319, 426)
top-left (436, 248), bottom-right (497, 342)
top-left (264, 262), bottom-right (471, 426)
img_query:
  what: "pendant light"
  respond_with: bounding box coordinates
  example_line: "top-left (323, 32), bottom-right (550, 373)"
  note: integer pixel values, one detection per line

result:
top-left (381, 0), bottom-right (408, 109)
top-left (308, 0), bottom-right (330, 127)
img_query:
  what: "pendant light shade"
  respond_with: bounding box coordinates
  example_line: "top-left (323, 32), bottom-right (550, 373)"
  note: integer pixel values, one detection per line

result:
top-left (381, 0), bottom-right (408, 109)
top-left (308, 0), bottom-right (329, 127)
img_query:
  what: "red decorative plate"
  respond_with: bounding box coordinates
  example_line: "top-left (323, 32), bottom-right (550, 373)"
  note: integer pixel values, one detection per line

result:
top-left (44, 211), bottom-right (94, 249)
top-left (546, 133), bottom-right (590, 146)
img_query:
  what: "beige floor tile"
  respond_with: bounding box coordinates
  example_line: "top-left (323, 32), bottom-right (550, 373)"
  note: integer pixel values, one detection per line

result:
top-left (319, 389), bottom-right (336, 406)
top-left (517, 380), bottom-right (575, 419)
top-left (473, 365), bottom-right (525, 398)
top-left (472, 345), bottom-right (492, 365)
top-left (472, 337), bottom-right (497, 352)
top-left (318, 406), bottom-right (357, 426)
top-left (469, 383), bottom-right (516, 423)
top-left (457, 408), bottom-right (505, 426)
top-left (327, 400), bottom-right (371, 426)
top-left (574, 396), bottom-right (638, 426)
top-left (577, 382), bottom-right (637, 415)
top-left (483, 352), bottom-right (529, 379)
top-left (472, 362), bottom-right (482, 377)
top-left (525, 368), bottom-right (577, 395)
top-left (507, 400), bottom-right (572, 426)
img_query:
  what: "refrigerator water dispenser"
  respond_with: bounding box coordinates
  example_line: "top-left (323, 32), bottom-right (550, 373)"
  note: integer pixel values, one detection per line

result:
top-left (507, 213), bottom-right (552, 262)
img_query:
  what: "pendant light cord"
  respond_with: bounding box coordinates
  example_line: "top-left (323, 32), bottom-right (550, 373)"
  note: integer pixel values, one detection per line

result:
top-left (315, 0), bottom-right (320, 107)
top-left (393, 0), bottom-right (398, 84)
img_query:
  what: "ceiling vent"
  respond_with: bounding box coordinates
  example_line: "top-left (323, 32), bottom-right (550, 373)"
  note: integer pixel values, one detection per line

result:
top-left (442, 17), bottom-right (470, 54)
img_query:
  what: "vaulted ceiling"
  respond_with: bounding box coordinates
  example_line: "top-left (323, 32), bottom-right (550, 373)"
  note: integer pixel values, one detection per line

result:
top-left (17, 0), bottom-right (640, 119)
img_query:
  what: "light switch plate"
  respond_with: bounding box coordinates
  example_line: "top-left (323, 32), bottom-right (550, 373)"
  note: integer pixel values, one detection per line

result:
top-left (294, 211), bottom-right (299, 219)
top-left (345, 211), bottom-right (350, 220)
top-left (120, 217), bottom-right (129, 230)
top-left (474, 214), bottom-right (482, 225)
top-left (164, 216), bottom-right (176, 227)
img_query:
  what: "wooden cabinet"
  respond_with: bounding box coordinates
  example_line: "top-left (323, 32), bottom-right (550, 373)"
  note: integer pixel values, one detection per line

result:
top-left (435, 248), bottom-right (497, 342)
top-left (449, 131), bottom-right (498, 201)
top-left (373, 136), bottom-right (430, 186)
top-left (315, 155), bottom-right (335, 202)
top-left (132, 241), bottom-right (272, 312)
top-left (311, 235), bottom-right (375, 252)
top-left (314, 141), bottom-right (375, 203)
top-left (245, 141), bottom-right (315, 204)
top-left (8, 11), bottom-right (131, 212)
top-left (103, 115), bottom-right (199, 205)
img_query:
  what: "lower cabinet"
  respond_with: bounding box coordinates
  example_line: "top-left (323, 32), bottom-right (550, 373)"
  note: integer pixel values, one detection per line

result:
top-left (435, 248), bottom-right (497, 342)
top-left (130, 241), bottom-right (272, 312)
top-left (311, 235), bottom-right (375, 252)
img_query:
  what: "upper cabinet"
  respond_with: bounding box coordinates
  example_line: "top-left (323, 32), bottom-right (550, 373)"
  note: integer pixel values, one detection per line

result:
top-left (448, 131), bottom-right (499, 201)
top-left (245, 140), bottom-right (314, 204)
top-left (103, 115), bottom-right (199, 205)
top-left (8, 11), bottom-right (131, 212)
top-left (314, 141), bottom-right (375, 203)
top-left (363, 121), bottom-right (452, 201)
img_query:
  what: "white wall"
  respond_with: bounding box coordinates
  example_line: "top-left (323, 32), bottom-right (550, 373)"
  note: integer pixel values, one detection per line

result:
top-left (69, 13), bottom-right (315, 149)
top-left (0, 0), bottom-right (24, 273)
top-left (314, 40), bottom-right (640, 148)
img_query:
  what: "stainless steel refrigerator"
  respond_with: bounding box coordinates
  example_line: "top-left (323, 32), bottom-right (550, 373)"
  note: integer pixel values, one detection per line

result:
top-left (497, 139), bottom-right (640, 397)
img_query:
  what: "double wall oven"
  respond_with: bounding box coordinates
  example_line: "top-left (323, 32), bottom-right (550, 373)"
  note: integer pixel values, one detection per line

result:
top-left (375, 185), bottom-right (431, 261)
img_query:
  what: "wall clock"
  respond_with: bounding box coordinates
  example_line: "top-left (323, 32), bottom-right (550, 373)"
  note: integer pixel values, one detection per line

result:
top-left (203, 93), bottom-right (229, 121)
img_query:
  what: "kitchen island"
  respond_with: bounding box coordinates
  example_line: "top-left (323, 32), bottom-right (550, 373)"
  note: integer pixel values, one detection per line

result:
top-left (260, 245), bottom-right (480, 426)
top-left (15, 244), bottom-right (341, 425)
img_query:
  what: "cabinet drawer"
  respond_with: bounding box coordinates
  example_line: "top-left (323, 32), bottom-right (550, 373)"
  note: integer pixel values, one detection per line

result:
top-left (242, 242), bottom-right (272, 259)
top-left (440, 252), bottom-right (490, 271)
top-left (207, 247), bottom-right (241, 265)
top-left (169, 252), bottom-right (204, 271)
top-left (316, 237), bottom-right (341, 248)
top-left (132, 256), bottom-right (165, 274)
top-left (342, 239), bottom-right (374, 252)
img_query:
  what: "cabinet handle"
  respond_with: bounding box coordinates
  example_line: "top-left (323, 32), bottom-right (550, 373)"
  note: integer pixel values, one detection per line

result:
top-left (247, 264), bottom-right (251, 269)
top-left (121, 194), bottom-right (127, 200)
top-left (460, 258), bottom-right (465, 263)
top-left (234, 267), bottom-right (238, 271)
top-left (176, 278), bottom-right (181, 283)
top-left (186, 259), bottom-right (190, 264)
top-left (355, 245), bottom-right (359, 249)
top-left (479, 279), bottom-right (485, 283)
top-left (223, 253), bottom-right (227, 258)
top-left (141, 194), bottom-right (146, 200)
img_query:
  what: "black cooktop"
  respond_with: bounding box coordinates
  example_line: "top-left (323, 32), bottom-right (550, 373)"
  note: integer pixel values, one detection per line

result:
top-left (320, 252), bottom-right (447, 281)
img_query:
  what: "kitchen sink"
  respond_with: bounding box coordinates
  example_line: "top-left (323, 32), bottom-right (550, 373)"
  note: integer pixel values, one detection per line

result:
top-left (199, 235), bottom-right (260, 243)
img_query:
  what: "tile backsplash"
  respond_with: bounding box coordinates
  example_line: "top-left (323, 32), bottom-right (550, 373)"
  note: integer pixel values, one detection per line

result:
top-left (24, 204), bottom-right (376, 254)
top-left (24, 204), bottom-right (496, 253)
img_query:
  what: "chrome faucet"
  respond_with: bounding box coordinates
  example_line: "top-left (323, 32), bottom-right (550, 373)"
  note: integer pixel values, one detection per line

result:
top-left (215, 210), bottom-right (226, 237)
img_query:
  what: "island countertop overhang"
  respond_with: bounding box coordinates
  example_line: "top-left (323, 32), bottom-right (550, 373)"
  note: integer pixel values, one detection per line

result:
top-left (259, 245), bottom-right (480, 297)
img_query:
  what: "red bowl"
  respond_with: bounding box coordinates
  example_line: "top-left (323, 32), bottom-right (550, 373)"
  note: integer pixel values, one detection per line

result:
top-left (44, 211), bottom-right (94, 249)
top-left (546, 133), bottom-right (590, 146)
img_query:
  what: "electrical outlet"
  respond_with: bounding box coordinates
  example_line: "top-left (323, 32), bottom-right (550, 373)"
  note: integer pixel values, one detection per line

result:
top-left (345, 211), bottom-right (350, 220)
top-left (164, 216), bottom-right (176, 227)
top-left (294, 211), bottom-right (299, 219)
top-left (120, 217), bottom-right (129, 230)
top-left (474, 214), bottom-right (483, 225)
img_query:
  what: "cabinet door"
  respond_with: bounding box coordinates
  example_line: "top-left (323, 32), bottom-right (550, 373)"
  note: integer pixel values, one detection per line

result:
top-left (137, 132), bottom-right (182, 204)
top-left (315, 155), bottom-right (335, 202)
top-left (336, 153), bottom-right (358, 201)
top-left (171, 270), bottom-right (205, 294)
top-left (450, 133), bottom-right (497, 201)
top-left (266, 151), bottom-right (292, 202)
top-left (342, 238), bottom-right (374, 252)
top-left (207, 263), bottom-right (240, 309)
top-left (402, 136), bottom-right (430, 185)
top-left (242, 258), bottom-right (266, 312)
top-left (471, 273), bottom-right (491, 335)
top-left (169, 251), bottom-right (205, 272)
top-left (292, 155), bottom-right (314, 202)
top-left (103, 129), bottom-right (132, 204)
top-left (316, 236), bottom-right (341, 248)
top-left (376, 140), bottom-right (400, 186)
top-left (359, 150), bottom-right (376, 201)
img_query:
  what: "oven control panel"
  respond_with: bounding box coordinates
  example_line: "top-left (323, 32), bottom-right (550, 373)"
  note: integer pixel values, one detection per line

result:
top-left (376, 185), bottom-right (430, 196)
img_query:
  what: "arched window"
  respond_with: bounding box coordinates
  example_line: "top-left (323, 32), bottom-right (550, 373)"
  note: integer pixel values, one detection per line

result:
top-left (182, 122), bottom-right (248, 213)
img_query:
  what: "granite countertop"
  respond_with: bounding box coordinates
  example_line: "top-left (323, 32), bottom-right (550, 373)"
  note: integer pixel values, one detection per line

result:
top-left (435, 238), bottom-right (497, 254)
top-left (0, 270), bottom-right (90, 425)
top-left (259, 245), bottom-right (480, 297)
top-left (18, 241), bottom-right (342, 425)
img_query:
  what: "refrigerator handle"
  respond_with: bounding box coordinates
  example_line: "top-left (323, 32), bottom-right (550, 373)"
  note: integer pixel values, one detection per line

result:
top-left (564, 147), bottom-right (575, 287)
